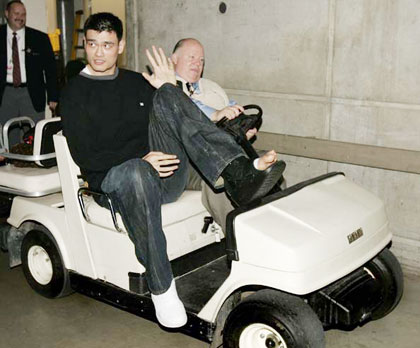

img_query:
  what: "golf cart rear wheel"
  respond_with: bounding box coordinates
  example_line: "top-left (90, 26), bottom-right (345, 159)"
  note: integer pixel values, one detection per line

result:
top-left (21, 230), bottom-right (72, 298)
top-left (223, 289), bottom-right (325, 348)
top-left (365, 248), bottom-right (403, 320)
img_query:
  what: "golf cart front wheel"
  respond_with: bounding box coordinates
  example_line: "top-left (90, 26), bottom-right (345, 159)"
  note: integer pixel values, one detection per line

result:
top-left (21, 230), bottom-right (72, 298)
top-left (223, 289), bottom-right (325, 348)
top-left (238, 323), bottom-right (288, 347)
top-left (365, 247), bottom-right (404, 320)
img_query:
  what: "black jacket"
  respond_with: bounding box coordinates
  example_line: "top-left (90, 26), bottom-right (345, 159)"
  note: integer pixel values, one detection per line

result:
top-left (0, 25), bottom-right (58, 112)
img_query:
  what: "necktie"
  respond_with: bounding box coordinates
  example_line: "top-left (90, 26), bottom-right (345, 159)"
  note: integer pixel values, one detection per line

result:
top-left (12, 32), bottom-right (21, 87)
top-left (186, 82), bottom-right (198, 96)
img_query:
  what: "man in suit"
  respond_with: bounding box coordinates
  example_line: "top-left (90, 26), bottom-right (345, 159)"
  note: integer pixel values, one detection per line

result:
top-left (0, 0), bottom-right (58, 148)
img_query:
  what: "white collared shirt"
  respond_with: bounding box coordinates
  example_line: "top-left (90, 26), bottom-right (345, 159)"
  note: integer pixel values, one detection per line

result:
top-left (6, 25), bottom-right (27, 84)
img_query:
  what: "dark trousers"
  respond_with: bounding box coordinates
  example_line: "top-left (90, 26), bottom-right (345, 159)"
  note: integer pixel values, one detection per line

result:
top-left (0, 86), bottom-right (44, 147)
top-left (101, 84), bottom-right (243, 294)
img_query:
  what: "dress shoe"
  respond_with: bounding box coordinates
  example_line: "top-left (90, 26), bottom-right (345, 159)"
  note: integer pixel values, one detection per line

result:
top-left (222, 156), bottom-right (285, 206)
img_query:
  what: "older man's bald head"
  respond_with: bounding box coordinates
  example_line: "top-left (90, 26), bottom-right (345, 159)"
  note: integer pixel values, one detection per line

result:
top-left (171, 38), bottom-right (204, 83)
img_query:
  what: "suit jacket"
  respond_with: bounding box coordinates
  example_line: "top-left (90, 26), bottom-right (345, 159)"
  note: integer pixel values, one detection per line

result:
top-left (0, 25), bottom-right (58, 112)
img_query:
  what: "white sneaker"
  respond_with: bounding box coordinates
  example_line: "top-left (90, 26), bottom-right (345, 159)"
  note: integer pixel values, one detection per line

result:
top-left (151, 280), bottom-right (187, 328)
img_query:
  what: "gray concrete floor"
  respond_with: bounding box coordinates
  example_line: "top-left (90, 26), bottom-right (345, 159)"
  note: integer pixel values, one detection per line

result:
top-left (1, 250), bottom-right (419, 348)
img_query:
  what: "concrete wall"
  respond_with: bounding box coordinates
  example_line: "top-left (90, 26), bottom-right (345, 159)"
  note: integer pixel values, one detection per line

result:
top-left (126, 0), bottom-right (420, 274)
top-left (23, 0), bottom-right (48, 32)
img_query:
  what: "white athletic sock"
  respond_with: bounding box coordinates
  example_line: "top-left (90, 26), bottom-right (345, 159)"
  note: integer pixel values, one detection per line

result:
top-left (151, 280), bottom-right (187, 328)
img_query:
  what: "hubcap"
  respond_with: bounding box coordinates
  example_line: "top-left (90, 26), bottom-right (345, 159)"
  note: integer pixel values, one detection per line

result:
top-left (27, 245), bottom-right (53, 285)
top-left (239, 323), bottom-right (287, 348)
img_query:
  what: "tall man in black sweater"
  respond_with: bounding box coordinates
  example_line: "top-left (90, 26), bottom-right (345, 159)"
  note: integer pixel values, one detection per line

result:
top-left (60, 13), bottom-right (284, 328)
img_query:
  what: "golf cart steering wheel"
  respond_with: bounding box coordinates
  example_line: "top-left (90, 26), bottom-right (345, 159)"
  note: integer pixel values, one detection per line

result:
top-left (216, 104), bottom-right (264, 162)
top-left (241, 104), bottom-right (263, 132)
top-left (242, 104), bottom-right (262, 118)
top-left (216, 104), bottom-right (263, 138)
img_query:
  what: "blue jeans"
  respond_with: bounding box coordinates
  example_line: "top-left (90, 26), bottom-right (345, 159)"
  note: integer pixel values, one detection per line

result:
top-left (101, 84), bottom-right (243, 294)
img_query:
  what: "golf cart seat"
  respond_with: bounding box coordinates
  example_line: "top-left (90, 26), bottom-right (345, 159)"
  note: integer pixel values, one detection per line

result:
top-left (0, 117), bottom-right (62, 197)
top-left (53, 134), bottom-right (220, 259)
top-left (81, 190), bottom-right (205, 234)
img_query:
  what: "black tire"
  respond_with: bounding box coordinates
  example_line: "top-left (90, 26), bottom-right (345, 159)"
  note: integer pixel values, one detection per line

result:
top-left (21, 230), bottom-right (73, 298)
top-left (223, 289), bottom-right (325, 348)
top-left (365, 248), bottom-right (404, 320)
top-left (0, 223), bottom-right (9, 252)
top-left (0, 194), bottom-right (13, 218)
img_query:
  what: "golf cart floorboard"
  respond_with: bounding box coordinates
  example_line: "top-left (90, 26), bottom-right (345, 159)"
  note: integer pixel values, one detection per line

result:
top-left (70, 271), bottom-right (216, 342)
top-left (176, 255), bottom-right (231, 313)
top-left (70, 255), bottom-right (230, 316)
top-left (69, 240), bottom-right (230, 342)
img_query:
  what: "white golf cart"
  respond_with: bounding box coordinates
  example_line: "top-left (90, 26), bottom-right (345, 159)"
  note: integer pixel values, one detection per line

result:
top-left (0, 116), bottom-right (403, 348)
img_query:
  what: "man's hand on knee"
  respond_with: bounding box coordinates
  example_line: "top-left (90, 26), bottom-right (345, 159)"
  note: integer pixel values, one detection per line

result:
top-left (143, 151), bottom-right (180, 177)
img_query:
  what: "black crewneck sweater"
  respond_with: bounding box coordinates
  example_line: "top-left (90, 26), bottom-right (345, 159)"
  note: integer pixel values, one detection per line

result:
top-left (60, 68), bottom-right (155, 191)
